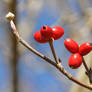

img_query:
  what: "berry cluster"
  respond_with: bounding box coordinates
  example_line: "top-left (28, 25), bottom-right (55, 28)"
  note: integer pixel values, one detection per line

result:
top-left (34, 25), bottom-right (64, 43)
top-left (64, 38), bottom-right (92, 69)
top-left (34, 25), bottom-right (92, 69)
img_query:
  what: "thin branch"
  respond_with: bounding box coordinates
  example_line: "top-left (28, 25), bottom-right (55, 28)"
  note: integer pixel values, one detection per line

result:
top-left (49, 38), bottom-right (60, 64)
top-left (82, 57), bottom-right (89, 73)
top-left (83, 57), bottom-right (92, 84)
top-left (6, 12), bottom-right (92, 91)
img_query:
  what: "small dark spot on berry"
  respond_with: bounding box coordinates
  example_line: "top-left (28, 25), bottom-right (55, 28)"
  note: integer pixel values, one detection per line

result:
top-left (43, 26), bottom-right (46, 29)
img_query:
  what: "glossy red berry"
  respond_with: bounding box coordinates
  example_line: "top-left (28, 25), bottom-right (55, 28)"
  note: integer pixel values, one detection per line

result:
top-left (68, 53), bottom-right (83, 69)
top-left (52, 27), bottom-right (64, 40)
top-left (79, 42), bottom-right (92, 56)
top-left (40, 25), bottom-right (53, 40)
top-left (64, 38), bottom-right (79, 53)
top-left (33, 31), bottom-right (47, 43)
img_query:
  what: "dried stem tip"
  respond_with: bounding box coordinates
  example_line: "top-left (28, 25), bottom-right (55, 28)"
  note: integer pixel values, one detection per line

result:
top-left (6, 12), bottom-right (15, 21)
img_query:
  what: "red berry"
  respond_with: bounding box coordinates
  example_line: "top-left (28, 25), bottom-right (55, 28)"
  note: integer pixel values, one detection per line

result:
top-left (33, 31), bottom-right (47, 43)
top-left (79, 42), bottom-right (92, 56)
top-left (64, 38), bottom-right (79, 53)
top-left (68, 53), bottom-right (83, 69)
top-left (40, 25), bottom-right (53, 40)
top-left (52, 27), bottom-right (64, 40)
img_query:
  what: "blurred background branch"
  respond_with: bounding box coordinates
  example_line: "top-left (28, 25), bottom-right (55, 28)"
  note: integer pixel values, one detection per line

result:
top-left (6, 0), bottom-right (18, 92)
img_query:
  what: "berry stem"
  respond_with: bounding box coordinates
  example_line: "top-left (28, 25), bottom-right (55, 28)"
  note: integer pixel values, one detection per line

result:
top-left (82, 57), bottom-right (89, 73)
top-left (82, 57), bottom-right (92, 84)
top-left (49, 38), bottom-right (60, 64)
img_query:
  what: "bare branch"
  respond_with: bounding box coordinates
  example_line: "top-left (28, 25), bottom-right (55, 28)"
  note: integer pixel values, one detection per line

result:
top-left (6, 12), bottom-right (92, 91)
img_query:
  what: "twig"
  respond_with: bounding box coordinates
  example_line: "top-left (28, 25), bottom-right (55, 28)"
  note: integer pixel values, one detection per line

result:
top-left (6, 12), bottom-right (92, 91)
top-left (49, 38), bottom-right (60, 64)
top-left (83, 58), bottom-right (92, 84)
top-left (82, 57), bottom-right (89, 73)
